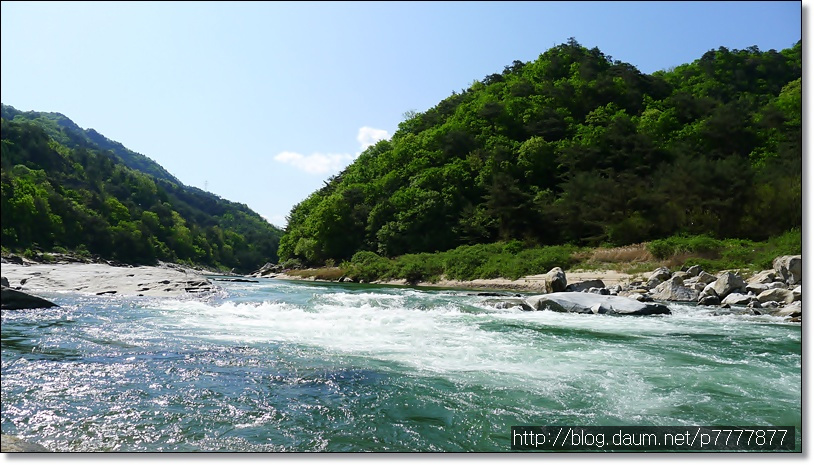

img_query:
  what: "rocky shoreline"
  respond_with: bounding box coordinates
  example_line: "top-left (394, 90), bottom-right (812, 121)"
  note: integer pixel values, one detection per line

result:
top-left (258, 255), bottom-right (802, 322)
top-left (1, 257), bottom-right (221, 310)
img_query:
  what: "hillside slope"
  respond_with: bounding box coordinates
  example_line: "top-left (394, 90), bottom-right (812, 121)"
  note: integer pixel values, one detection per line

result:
top-left (1, 107), bottom-right (282, 272)
top-left (279, 39), bottom-right (801, 266)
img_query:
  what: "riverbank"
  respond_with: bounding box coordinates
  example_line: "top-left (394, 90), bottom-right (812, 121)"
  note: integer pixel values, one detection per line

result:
top-left (1, 261), bottom-right (219, 298)
top-left (273, 257), bottom-right (801, 322)
top-left (276, 268), bottom-right (640, 292)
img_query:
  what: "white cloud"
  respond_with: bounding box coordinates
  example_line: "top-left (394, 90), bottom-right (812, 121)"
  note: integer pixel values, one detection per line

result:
top-left (357, 126), bottom-right (390, 150)
top-left (274, 126), bottom-right (390, 174)
top-left (273, 151), bottom-right (354, 174)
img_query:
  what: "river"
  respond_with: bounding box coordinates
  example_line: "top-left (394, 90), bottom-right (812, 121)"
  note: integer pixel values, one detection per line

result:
top-left (1, 278), bottom-right (802, 452)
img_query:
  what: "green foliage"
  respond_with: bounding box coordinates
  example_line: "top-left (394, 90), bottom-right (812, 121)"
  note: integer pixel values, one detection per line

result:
top-left (339, 242), bottom-right (579, 283)
top-left (647, 234), bottom-right (723, 260)
top-left (279, 40), bottom-right (801, 267)
top-left (650, 229), bottom-right (800, 272)
top-left (0, 112), bottom-right (283, 272)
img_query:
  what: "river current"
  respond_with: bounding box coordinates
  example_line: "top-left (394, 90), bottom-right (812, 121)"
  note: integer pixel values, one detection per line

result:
top-left (1, 277), bottom-right (802, 452)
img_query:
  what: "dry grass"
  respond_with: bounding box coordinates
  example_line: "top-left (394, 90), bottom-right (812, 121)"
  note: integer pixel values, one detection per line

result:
top-left (589, 243), bottom-right (654, 264)
top-left (286, 267), bottom-right (345, 281)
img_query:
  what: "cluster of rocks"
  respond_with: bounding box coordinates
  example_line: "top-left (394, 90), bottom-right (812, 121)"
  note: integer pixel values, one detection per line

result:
top-left (524, 256), bottom-right (801, 321)
top-left (248, 262), bottom-right (284, 278)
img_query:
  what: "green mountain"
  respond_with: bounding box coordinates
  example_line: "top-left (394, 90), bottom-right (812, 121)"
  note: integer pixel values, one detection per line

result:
top-left (1, 105), bottom-right (180, 184)
top-left (279, 39), bottom-right (801, 266)
top-left (1, 105), bottom-right (282, 272)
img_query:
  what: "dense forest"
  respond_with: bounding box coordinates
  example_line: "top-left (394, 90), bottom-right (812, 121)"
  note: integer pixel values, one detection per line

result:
top-left (279, 39), bottom-right (802, 267)
top-left (1, 105), bottom-right (282, 272)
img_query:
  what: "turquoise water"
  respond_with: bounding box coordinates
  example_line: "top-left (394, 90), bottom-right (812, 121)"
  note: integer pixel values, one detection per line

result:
top-left (1, 278), bottom-right (802, 452)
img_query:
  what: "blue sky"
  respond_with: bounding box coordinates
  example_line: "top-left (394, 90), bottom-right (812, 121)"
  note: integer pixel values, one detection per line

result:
top-left (1, 1), bottom-right (803, 228)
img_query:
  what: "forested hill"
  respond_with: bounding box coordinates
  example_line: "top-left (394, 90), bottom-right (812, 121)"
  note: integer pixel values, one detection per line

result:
top-left (1, 106), bottom-right (282, 272)
top-left (1, 104), bottom-right (180, 184)
top-left (279, 39), bottom-right (801, 266)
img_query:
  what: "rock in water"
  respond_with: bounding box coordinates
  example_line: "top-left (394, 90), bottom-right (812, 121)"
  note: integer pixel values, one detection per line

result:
top-left (721, 293), bottom-right (755, 306)
top-left (1, 286), bottom-right (58, 310)
top-left (1, 434), bottom-right (49, 452)
top-left (526, 292), bottom-right (670, 316)
top-left (544, 267), bottom-right (567, 293)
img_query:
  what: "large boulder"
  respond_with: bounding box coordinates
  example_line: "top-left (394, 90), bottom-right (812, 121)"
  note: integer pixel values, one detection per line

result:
top-left (756, 288), bottom-right (796, 305)
top-left (712, 272), bottom-right (746, 299)
top-left (526, 292), bottom-right (671, 316)
top-left (698, 295), bottom-right (721, 306)
top-left (1, 276), bottom-right (8, 287)
top-left (565, 279), bottom-right (605, 293)
top-left (745, 282), bottom-right (769, 295)
top-left (544, 267), bottom-right (567, 293)
top-left (773, 255), bottom-right (802, 285)
top-left (693, 271), bottom-right (717, 285)
top-left (1, 286), bottom-right (58, 310)
top-left (1, 434), bottom-right (49, 452)
top-left (773, 301), bottom-right (802, 318)
top-left (747, 269), bottom-right (777, 285)
top-left (650, 276), bottom-right (699, 302)
top-left (721, 292), bottom-right (756, 306)
top-left (646, 267), bottom-right (672, 289)
top-left (685, 265), bottom-right (703, 277)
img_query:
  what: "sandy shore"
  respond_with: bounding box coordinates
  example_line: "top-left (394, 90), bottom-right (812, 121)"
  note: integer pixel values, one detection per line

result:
top-left (276, 268), bottom-right (643, 293)
top-left (1, 262), bottom-right (218, 298)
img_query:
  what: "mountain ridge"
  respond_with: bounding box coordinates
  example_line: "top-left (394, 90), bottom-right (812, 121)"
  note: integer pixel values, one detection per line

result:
top-left (1, 105), bottom-right (282, 272)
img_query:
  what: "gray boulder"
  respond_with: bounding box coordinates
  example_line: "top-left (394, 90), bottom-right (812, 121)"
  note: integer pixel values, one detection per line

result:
top-left (747, 269), bottom-right (777, 285)
top-left (545, 267), bottom-right (567, 293)
top-left (565, 279), bottom-right (605, 293)
top-left (694, 271), bottom-right (717, 285)
top-left (773, 301), bottom-right (802, 318)
top-left (651, 276), bottom-right (699, 302)
top-left (757, 288), bottom-right (795, 304)
top-left (773, 255), bottom-right (801, 285)
top-left (686, 265), bottom-right (703, 277)
top-left (792, 285), bottom-right (801, 301)
top-left (721, 292), bottom-right (756, 306)
top-left (526, 292), bottom-right (671, 316)
top-left (1, 434), bottom-right (49, 452)
top-left (672, 271), bottom-right (691, 281)
top-left (646, 267), bottom-right (672, 289)
top-left (1, 277), bottom-right (8, 287)
top-left (712, 272), bottom-right (746, 299)
top-left (699, 283), bottom-right (718, 299)
top-left (698, 295), bottom-right (721, 306)
top-left (1, 286), bottom-right (58, 310)
top-left (745, 282), bottom-right (769, 295)
top-left (588, 287), bottom-right (611, 295)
